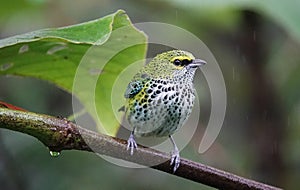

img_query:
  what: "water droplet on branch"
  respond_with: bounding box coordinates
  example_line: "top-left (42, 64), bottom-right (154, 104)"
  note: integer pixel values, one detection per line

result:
top-left (49, 150), bottom-right (60, 157)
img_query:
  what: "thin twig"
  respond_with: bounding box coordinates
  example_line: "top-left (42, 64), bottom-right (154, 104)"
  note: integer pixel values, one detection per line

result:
top-left (0, 108), bottom-right (282, 190)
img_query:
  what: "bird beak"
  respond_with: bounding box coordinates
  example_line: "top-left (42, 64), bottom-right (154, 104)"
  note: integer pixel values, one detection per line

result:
top-left (189, 59), bottom-right (206, 68)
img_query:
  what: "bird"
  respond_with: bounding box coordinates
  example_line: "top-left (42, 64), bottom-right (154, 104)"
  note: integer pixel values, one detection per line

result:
top-left (122, 50), bottom-right (206, 172)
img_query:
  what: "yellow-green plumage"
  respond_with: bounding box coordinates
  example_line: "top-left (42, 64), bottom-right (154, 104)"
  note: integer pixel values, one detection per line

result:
top-left (123, 50), bottom-right (206, 172)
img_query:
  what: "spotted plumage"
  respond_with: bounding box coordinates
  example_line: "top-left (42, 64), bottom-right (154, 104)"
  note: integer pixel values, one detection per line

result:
top-left (123, 50), bottom-right (206, 172)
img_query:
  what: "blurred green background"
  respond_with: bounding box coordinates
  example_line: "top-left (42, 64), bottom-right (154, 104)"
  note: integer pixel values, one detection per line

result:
top-left (1, 0), bottom-right (300, 189)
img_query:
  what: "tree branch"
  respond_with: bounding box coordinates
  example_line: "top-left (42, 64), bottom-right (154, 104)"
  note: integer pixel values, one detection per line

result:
top-left (0, 108), bottom-right (281, 190)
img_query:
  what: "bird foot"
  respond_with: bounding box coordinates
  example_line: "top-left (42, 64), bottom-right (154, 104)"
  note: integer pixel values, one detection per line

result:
top-left (127, 134), bottom-right (137, 155)
top-left (170, 149), bottom-right (180, 173)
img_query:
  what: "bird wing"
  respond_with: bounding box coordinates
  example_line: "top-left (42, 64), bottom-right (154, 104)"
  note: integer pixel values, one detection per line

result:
top-left (124, 80), bottom-right (145, 98)
top-left (124, 73), bottom-right (150, 99)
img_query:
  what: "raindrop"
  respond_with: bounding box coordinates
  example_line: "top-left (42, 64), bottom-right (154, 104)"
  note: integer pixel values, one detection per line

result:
top-left (0, 62), bottom-right (14, 71)
top-left (47, 45), bottom-right (67, 55)
top-left (49, 150), bottom-right (60, 157)
top-left (242, 55), bottom-right (247, 64)
top-left (18, 44), bottom-right (29, 54)
top-left (272, 142), bottom-right (278, 154)
top-left (235, 46), bottom-right (240, 54)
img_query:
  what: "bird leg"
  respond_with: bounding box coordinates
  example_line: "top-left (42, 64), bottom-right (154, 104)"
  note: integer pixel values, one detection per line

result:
top-left (169, 135), bottom-right (180, 172)
top-left (127, 128), bottom-right (137, 155)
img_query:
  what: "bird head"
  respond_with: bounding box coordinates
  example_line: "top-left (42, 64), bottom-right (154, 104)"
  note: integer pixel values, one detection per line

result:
top-left (144, 50), bottom-right (206, 80)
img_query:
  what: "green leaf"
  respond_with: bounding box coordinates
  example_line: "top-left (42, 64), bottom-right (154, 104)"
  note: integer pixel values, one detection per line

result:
top-left (166, 0), bottom-right (300, 41)
top-left (0, 9), bottom-right (147, 136)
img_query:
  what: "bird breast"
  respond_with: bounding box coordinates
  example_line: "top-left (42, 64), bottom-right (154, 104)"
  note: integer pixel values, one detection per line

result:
top-left (127, 79), bottom-right (196, 137)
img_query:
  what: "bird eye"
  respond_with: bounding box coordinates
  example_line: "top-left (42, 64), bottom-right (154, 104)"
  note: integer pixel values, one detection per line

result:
top-left (181, 59), bottom-right (192, 66)
top-left (173, 59), bottom-right (181, 66)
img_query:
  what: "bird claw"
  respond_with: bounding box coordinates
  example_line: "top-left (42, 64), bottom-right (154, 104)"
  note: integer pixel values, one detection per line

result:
top-left (170, 149), bottom-right (180, 173)
top-left (127, 134), bottom-right (137, 155)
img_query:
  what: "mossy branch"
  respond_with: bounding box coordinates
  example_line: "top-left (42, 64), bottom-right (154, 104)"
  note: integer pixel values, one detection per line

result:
top-left (0, 108), bottom-right (281, 190)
